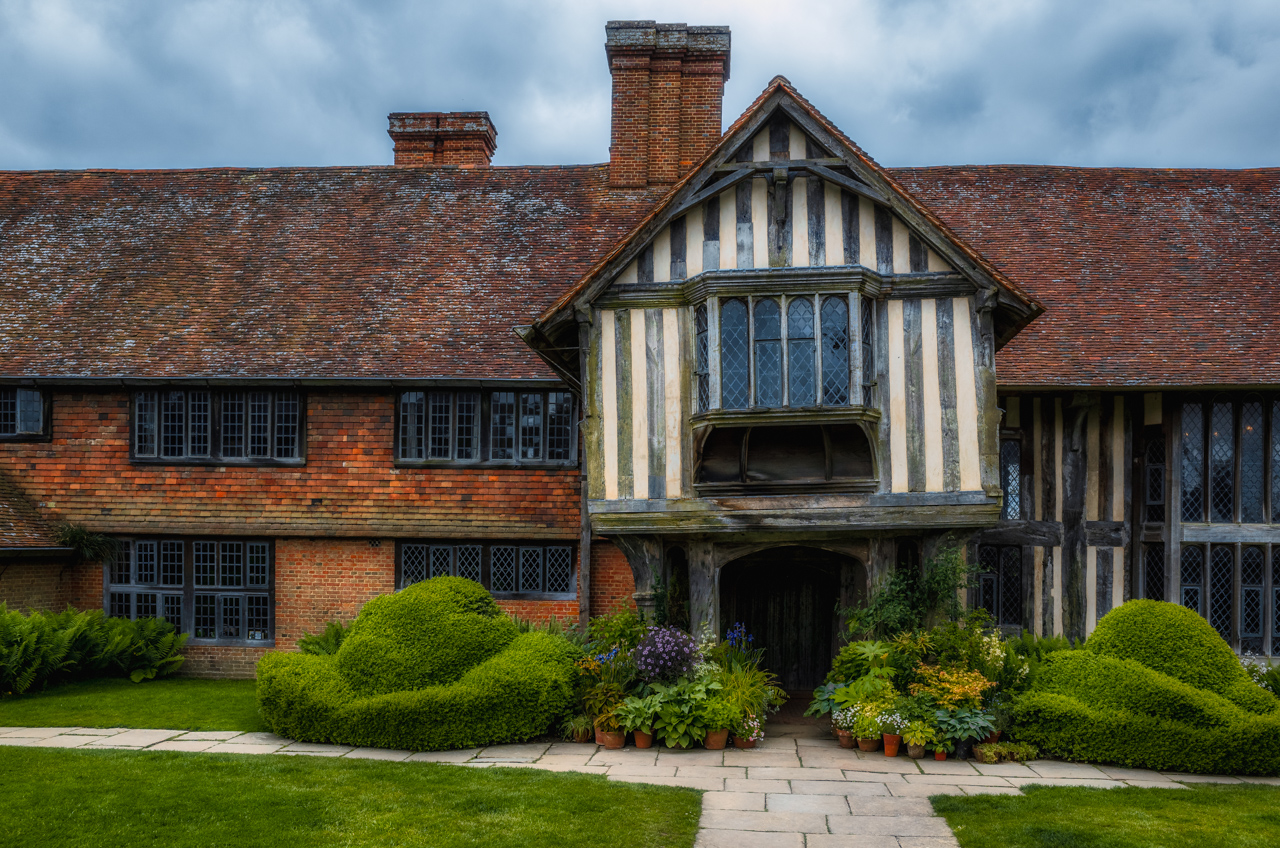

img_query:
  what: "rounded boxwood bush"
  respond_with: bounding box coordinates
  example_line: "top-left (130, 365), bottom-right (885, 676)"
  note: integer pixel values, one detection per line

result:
top-left (257, 577), bottom-right (577, 751)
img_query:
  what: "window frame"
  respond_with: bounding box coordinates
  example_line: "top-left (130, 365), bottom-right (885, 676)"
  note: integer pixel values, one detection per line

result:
top-left (130, 389), bottom-right (306, 466)
top-left (395, 540), bottom-right (577, 600)
top-left (106, 537), bottom-right (274, 646)
top-left (394, 388), bottom-right (578, 468)
top-left (0, 388), bottom-right (51, 443)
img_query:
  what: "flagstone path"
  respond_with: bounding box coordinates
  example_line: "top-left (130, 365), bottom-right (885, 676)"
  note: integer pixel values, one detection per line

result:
top-left (2, 722), bottom-right (1274, 847)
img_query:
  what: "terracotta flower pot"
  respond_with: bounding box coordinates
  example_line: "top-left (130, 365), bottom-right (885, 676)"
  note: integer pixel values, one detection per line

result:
top-left (934, 750), bottom-right (947, 761)
top-left (600, 730), bottom-right (625, 750)
top-left (704, 729), bottom-right (730, 750)
top-left (882, 733), bottom-right (901, 758)
top-left (733, 736), bottom-right (757, 749)
top-left (633, 729), bottom-right (654, 749)
top-left (594, 726), bottom-right (604, 745)
top-left (857, 737), bottom-right (881, 753)
top-left (836, 729), bottom-right (855, 749)
top-left (985, 730), bottom-right (1002, 745)
top-left (907, 743), bottom-right (926, 759)
top-left (573, 727), bottom-right (594, 744)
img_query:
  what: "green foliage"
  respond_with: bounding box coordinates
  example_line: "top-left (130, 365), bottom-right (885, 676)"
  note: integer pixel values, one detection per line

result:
top-left (934, 707), bottom-right (994, 744)
top-left (615, 693), bottom-right (663, 733)
top-left (804, 682), bottom-right (843, 718)
top-left (1247, 662), bottom-right (1280, 698)
top-left (0, 678), bottom-right (263, 732)
top-left (973, 741), bottom-right (1038, 764)
top-left (258, 578), bottom-right (579, 750)
top-left (297, 620), bottom-right (350, 656)
top-left (559, 713), bottom-right (594, 741)
top-left (696, 697), bottom-right (741, 731)
top-left (512, 615), bottom-right (588, 649)
top-left (901, 720), bottom-right (936, 747)
top-left (337, 577), bottom-right (518, 696)
top-left (842, 541), bottom-right (980, 640)
top-left (52, 522), bottom-right (117, 564)
top-left (0, 605), bottom-right (186, 694)
top-left (1086, 600), bottom-right (1275, 713)
top-left (648, 678), bottom-right (721, 749)
top-left (1013, 650), bottom-right (1280, 775)
top-left (586, 605), bottom-right (647, 654)
top-left (705, 661), bottom-right (784, 721)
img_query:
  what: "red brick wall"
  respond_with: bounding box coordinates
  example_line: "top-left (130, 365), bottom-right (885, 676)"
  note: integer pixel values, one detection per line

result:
top-left (679, 58), bottom-right (727, 171)
top-left (273, 537), bottom-right (395, 649)
top-left (0, 562), bottom-right (61, 611)
top-left (182, 645), bottom-right (270, 679)
top-left (591, 540), bottom-right (636, 616)
top-left (495, 599), bottom-right (580, 626)
top-left (0, 391), bottom-right (581, 539)
top-left (56, 561), bottom-right (102, 611)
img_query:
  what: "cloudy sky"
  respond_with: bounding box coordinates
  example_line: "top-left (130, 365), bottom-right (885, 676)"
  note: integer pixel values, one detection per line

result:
top-left (1, 0), bottom-right (1277, 171)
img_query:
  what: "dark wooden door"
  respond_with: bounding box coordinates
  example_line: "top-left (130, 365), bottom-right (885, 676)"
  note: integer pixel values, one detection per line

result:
top-left (719, 547), bottom-right (845, 691)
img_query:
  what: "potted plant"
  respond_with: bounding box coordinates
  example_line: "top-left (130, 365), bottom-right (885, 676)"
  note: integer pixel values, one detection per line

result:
top-left (853, 712), bottom-right (881, 752)
top-left (935, 707), bottom-right (995, 760)
top-left (594, 709), bottom-right (626, 750)
top-left (878, 710), bottom-right (906, 757)
top-left (615, 694), bottom-right (663, 749)
top-left (734, 712), bottom-right (763, 749)
top-left (562, 713), bottom-right (594, 744)
top-left (650, 678), bottom-right (717, 750)
top-left (933, 741), bottom-right (949, 761)
top-left (698, 698), bottom-right (741, 750)
top-left (902, 720), bottom-right (935, 759)
top-left (832, 707), bottom-right (858, 748)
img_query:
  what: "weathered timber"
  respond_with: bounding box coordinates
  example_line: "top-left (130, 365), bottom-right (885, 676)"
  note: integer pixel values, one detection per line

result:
top-left (874, 204), bottom-right (893, 275)
top-left (610, 534), bottom-right (662, 618)
top-left (1061, 397), bottom-right (1093, 642)
top-left (807, 175), bottom-right (824, 266)
top-left (646, 308), bottom-right (666, 499)
top-left (578, 316), bottom-right (594, 630)
top-left (841, 189), bottom-right (858, 265)
top-left (702, 194), bottom-right (720, 271)
top-left (614, 309), bottom-right (634, 498)
top-left (586, 318), bottom-right (605, 501)
top-left (590, 501), bottom-right (1002, 536)
top-left (936, 302), bottom-right (960, 492)
top-left (670, 215), bottom-right (687, 281)
top-left (909, 234), bottom-right (927, 273)
top-left (972, 294), bottom-right (1000, 494)
top-left (1096, 545), bottom-right (1113, 618)
top-left (735, 181), bottom-right (753, 269)
top-left (687, 540), bottom-right (717, 635)
top-left (903, 298), bottom-right (925, 493)
top-left (973, 520), bottom-right (1064, 547)
top-left (638, 244), bottom-right (654, 284)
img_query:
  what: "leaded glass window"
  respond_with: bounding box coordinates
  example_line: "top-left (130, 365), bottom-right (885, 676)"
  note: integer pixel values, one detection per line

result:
top-left (1209, 400), bottom-right (1235, 522)
top-left (977, 545), bottom-right (1022, 628)
top-left (161, 542), bottom-right (184, 586)
top-left (1000, 439), bottom-right (1022, 520)
top-left (720, 299), bottom-right (750, 409)
top-left (429, 392), bottom-right (452, 459)
top-left (1181, 402), bottom-right (1204, 522)
top-left (860, 297), bottom-right (875, 406)
top-left (0, 388), bottom-right (45, 438)
top-left (547, 392), bottom-right (574, 462)
top-left (1181, 545), bottom-right (1204, 615)
top-left (753, 299), bottom-right (782, 407)
top-left (1273, 400), bottom-right (1280, 524)
top-left (396, 390), bottom-right (571, 465)
top-left (490, 392), bottom-right (516, 460)
top-left (134, 389), bottom-right (302, 462)
top-left (397, 541), bottom-right (575, 596)
top-left (519, 393), bottom-right (543, 461)
top-left (820, 296), bottom-right (850, 405)
top-left (1240, 398), bottom-right (1265, 523)
top-left (1209, 546), bottom-right (1234, 641)
top-left (1144, 430), bottom-right (1166, 522)
top-left (787, 298), bottom-right (816, 407)
top-left (1241, 547), bottom-right (1264, 653)
top-left (694, 304), bottom-right (710, 413)
top-left (1143, 544), bottom-right (1165, 601)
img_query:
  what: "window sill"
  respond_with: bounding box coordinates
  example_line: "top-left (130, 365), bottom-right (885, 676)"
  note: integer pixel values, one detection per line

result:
top-left (187, 639), bottom-right (276, 648)
top-left (130, 458), bottom-right (306, 467)
top-left (491, 592), bottom-right (577, 602)
top-left (0, 433), bottom-right (52, 443)
top-left (691, 407), bottom-right (880, 428)
top-left (694, 479), bottom-right (877, 496)
top-left (394, 460), bottom-right (577, 470)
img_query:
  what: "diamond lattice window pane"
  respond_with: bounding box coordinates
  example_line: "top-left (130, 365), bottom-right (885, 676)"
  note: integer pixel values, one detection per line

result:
top-left (1274, 586), bottom-right (1280, 643)
top-left (520, 548), bottom-right (543, 592)
top-left (1183, 585), bottom-right (1202, 616)
top-left (1144, 545), bottom-right (1165, 601)
top-left (1209, 546), bottom-right (1234, 640)
top-left (860, 297), bottom-right (875, 406)
top-left (753, 299), bottom-right (782, 408)
top-left (401, 544), bottom-right (427, 587)
top-left (1000, 440), bottom-right (1022, 520)
top-left (720, 299), bottom-right (750, 409)
top-left (820, 296), bottom-right (849, 405)
top-left (695, 304), bottom-right (709, 413)
top-left (490, 547), bottom-right (517, 593)
top-left (999, 547), bottom-right (1022, 627)
top-left (1181, 403), bottom-right (1204, 522)
top-left (430, 546), bottom-right (452, 578)
top-left (456, 546), bottom-right (481, 582)
top-left (1209, 401), bottom-right (1235, 522)
top-left (545, 547), bottom-right (573, 593)
top-left (1240, 399), bottom-right (1265, 523)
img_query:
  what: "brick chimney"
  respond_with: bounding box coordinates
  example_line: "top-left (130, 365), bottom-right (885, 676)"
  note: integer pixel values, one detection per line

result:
top-left (606, 21), bottom-right (731, 188)
top-left (388, 112), bottom-right (497, 167)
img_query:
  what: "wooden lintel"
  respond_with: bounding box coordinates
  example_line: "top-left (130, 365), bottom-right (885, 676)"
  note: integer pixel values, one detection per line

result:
top-left (972, 520), bottom-right (1063, 547)
top-left (1084, 520), bottom-right (1126, 548)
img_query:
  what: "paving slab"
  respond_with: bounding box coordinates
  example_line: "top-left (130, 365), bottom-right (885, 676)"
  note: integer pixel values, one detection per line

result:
top-left (0, 727), bottom-right (77, 738)
top-left (916, 759), bottom-right (980, 775)
top-left (693, 829), bottom-right (803, 848)
top-left (1124, 780), bottom-right (1187, 789)
top-left (902, 774), bottom-right (1013, 787)
top-left (886, 783), bottom-right (967, 797)
top-left (747, 766), bottom-right (845, 781)
top-left (30, 736), bottom-right (95, 748)
top-left (726, 778), bottom-right (792, 794)
top-left (677, 765), bottom-right (747, 780)
top-left (405, 749), bottom-right (482, 764)
top-left (1012, 778), bottom-right (1123, 789)
top-left (605, 765), bottom-right (678, 778)
top-left (224, 732), bottom-right (291, 746)
top-left (610, 774), bottom-right (724, 791)
top-left (699, 809), bottom-right (828, 832)
top-left (88, 729), bottom-right (183, 747)
top-left (804, 836), bottom-right (901, 848)
top-left (148, 741), bottom-right (218, 753)
top-left (280, 743), bottom-right (352, 756)
top-left (493, 762), bottom-right (609, 776)
top-left (722, 751), bottom-right (803, 768)
top-left (960, 785), bottom-right (1024, 795)
top-left (702, 792), bottom-right (766, 811)
top-left (1026, 761), bottom-right (1107, 780)
top-left (1096, 766), bottom-right (1165, 781)
top-left (655, 749), bottom-right (727, 766)
top-left (0, 737), bottom-right (39, 747)
top-left (532, 754), bottom-right (596, 768)
top-left (972, 762), bottom-right (1038, 778)
top-left (839, 757), bottom-right (924, 774)
top-left (826, 814), bottom-right (953, 837)
top-left (543, 742), bottom-right (594, 756)
top-left (845, 796), bottom-right (937, 816)
top-left (62, 728), bottom-right (124, 737)
top-left (765, 793), bottom-right (851, 814)
top-left (474, 743), bottom-right (550, 761)
top-left (204, 743), bottom-right (284, 755)
top-left (1167, 774), bottom-right (1242, 784)
top-left (1239, 776), bottom-right (1280, 786)
top-left (897, 838), bottom-right (961, 848)
top-left (588, 749), bottom-right (657, 767)
top-left (345, 747), bottom-right (413, 761)
top-left (173, 731), bottom-right (241, 741)
top-left (793, 780), bottom-right (891, 796)
top-left (277, 749), bottom-right (347, 758)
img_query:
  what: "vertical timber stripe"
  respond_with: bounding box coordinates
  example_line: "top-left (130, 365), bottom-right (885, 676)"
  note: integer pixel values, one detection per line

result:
top-left (858, 197), bottom-right (876, 268)
top-left (875, 206), bottom-right (893, 274)
top-left (751, 178), bottom-right (768, 268)
top-left (952, 297), bottom-right (982, 490)
top-left (662, 308), bottom-right (682, 498)
top-left (1033, 398), bottom-right (1044, 521)
top-left (887, 299), bottom-right (908, 493)
top-left (686, 207), bottom-right (703, 277)
top-left (892, 218), bottom-right (911, 275)
top-left (669, 217), bottom-right (687, 281)
top-left (717, 191), bottom-right (733, 270)
top-left (735, 183), bottom-right (752, 269)
top-left (587, 316), bottom-right (603, 500)
top-left (1086, 405), bottom-right (1101, 521)
top-left (614, 309), bottom-right (633, 498)
top-left (792, 177), bottom-right (809, 267)
top-left (936, 300), bottom-right (960, 492)
top-left (903, 298), bottom-right (925, 492)
top-left (1034, 546), bottom-right (1045, 636)
top-left (601, 311), bottom-right (619, 500)
top-left (1111, 396), bottom-right (1125, 521)
top-left (920, 299), bottom-right (944, 492)
top-left (653, 227), bottom-right (671, 283)
top-left (629, 308), bottom-right (648, 500)
top-left (1087, 546), bottom-right (1098, 632)
top-left (1053, 397), bottom-right (1064, 636)
top-left (646, 309), bottom-right (665, 499)
top-left (823, 182), bottom-right (841, 266)
top-left (807, 176), bottom-right (824, 266)
top-left (707, 296), bottom-right (721, 410)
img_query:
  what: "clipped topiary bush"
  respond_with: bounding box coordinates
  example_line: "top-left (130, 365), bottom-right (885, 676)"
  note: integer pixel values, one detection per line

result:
top-left (257, 577), bottom-right (577, 751)
top-left (1014, 600), bottom-right (1280, 775)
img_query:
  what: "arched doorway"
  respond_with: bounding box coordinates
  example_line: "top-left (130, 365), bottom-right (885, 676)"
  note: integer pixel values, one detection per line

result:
top-left (719, 546), bottom-right (867, 691)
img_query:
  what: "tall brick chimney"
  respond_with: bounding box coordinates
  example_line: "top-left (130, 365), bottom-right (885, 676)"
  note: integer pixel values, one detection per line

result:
top-left (388, 112), bottom-right (497, 167)
top-left (606, 21), bottom-right (731, 188)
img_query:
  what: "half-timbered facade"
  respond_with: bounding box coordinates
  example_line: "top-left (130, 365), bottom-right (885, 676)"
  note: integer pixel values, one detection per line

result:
top-left (2, 20), bottom-right (1278, 679)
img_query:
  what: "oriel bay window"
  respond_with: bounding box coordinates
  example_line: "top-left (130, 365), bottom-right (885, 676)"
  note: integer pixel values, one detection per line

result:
top-left (709, 293), bottom-right (870, 412)
top-left (133, 390), bottom-right (302, 463)
top-left (397, 389), bottom-right (575, 465)
top-left (397, 541), bottom-right (576, 597)
top-left (107, 538), bottom-right (273, 643)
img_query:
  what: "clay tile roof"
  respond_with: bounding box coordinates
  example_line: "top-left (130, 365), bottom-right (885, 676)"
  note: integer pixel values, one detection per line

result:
top-left (891, 166), bottom-right (1280, 388)
top-left (0, 166), bottom-right (663, 381)
top-left (0, 468), bottom-right (57, 549)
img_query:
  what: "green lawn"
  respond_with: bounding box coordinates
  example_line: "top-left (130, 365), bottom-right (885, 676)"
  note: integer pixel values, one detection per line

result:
top-left (0, 746), bottom-right (700, 848)
top-left (0, 678), bottom-right (264, 731)
top-left (933, 783), bottom-right (1280, 848)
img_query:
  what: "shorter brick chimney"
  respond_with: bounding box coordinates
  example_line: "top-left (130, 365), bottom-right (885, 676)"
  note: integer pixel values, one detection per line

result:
top-left (388, 112), bottom-right (497, 167)
top-left (606, 21), bottom-right (731, 188)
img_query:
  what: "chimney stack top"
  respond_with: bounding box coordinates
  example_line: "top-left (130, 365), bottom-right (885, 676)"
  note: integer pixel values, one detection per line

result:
top-left (388, 112), bottom-right (497, 167)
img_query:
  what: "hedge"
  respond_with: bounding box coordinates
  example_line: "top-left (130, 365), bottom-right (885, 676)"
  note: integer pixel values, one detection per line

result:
top-left (258, 578), bottom-right (577, 751)
top-left (1013, 601), bottom-right (1280, 775)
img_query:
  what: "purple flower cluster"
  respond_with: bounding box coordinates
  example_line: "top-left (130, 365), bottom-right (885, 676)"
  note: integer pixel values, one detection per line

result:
top-left (633, 626), bottom-right (697, 682)
top-left (726, 622), bottom-right (755, 649)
